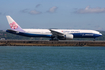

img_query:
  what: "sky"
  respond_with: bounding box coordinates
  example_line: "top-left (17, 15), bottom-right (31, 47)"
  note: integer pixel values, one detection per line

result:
top-left (0, 0), bottom-right (105, 30)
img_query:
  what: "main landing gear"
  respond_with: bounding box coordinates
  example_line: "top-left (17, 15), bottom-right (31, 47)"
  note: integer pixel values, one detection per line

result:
top-left (49, 36), bottom-right (59, 41)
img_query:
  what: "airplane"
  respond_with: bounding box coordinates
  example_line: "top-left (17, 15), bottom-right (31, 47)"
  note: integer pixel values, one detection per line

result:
top-left (6, 16), bottom-right (102, 40)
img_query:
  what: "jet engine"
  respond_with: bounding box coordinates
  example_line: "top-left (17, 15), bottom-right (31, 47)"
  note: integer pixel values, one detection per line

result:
top-left (65, 34), bottom-right (73, 40)
top-left (58, 34), bottom-right (73, 40)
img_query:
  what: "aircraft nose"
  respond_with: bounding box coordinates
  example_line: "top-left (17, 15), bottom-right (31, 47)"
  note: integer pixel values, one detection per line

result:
top-left (99, 33), bottom-right (102, 36)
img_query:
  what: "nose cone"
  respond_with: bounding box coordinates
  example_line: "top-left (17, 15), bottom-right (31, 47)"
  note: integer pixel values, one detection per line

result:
top-left (96, 32), bottom-right (102, 37)
top-left (99, 33), bottom-right (102, 36)
top-left (94, 31), bottom-right (102, 37)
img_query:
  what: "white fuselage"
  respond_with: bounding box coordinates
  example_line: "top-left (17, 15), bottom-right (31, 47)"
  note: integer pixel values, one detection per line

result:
top-left (22, 29), bottom-right (102, 38)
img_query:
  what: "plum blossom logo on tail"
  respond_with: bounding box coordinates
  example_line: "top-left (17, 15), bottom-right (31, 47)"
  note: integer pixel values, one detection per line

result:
top-left (10, 22), bottom-right (18, 29)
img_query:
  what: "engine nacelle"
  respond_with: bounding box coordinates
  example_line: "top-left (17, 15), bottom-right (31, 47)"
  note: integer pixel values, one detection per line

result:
top-left (58, 34), bottom-right (73, 40)
top-left (65, 34), bottom-right (73, 40)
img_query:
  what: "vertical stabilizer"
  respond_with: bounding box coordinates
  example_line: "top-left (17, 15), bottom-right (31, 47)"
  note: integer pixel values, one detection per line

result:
top-left (6, 16), bottom-right (24, 32)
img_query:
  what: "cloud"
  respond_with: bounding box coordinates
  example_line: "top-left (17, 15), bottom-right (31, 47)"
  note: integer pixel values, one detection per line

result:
top-left (36, 4), bottom-right (41, 8)
top-left (47, 6), bottom-right (58, 13)
top-left (20, 4), bottom-right (42, 15)
top-left (75, 6), bottom-right (105, 14)
top-left (21, 9), bottom-right (41, 15)
top-left (21, 5), bottom-right (57, 15)
top-left (21, 9), bottom-right (29, 13)
top-left (29, 10), bottom-right (41, 15)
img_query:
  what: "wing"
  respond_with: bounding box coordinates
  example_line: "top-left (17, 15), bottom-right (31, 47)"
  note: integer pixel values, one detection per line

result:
top-left (49, 29), bottom-right (64, 36)
top-left (49, 29), bottom-right (73, 40)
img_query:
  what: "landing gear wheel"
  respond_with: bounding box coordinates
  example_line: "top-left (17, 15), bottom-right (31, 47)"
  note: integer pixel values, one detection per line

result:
top-left (93, 38), bottom-right (96, 41)
top-left (49, 38), bottom-right (59, 41)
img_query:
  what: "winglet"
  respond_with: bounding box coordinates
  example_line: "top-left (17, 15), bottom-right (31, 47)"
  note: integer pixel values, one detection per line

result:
top-left (6, 16), bottom-right (25, 32)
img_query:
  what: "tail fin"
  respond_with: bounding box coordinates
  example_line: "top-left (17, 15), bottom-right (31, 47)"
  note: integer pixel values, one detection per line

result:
top-left (6, 16), bottom-right (24, 32)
